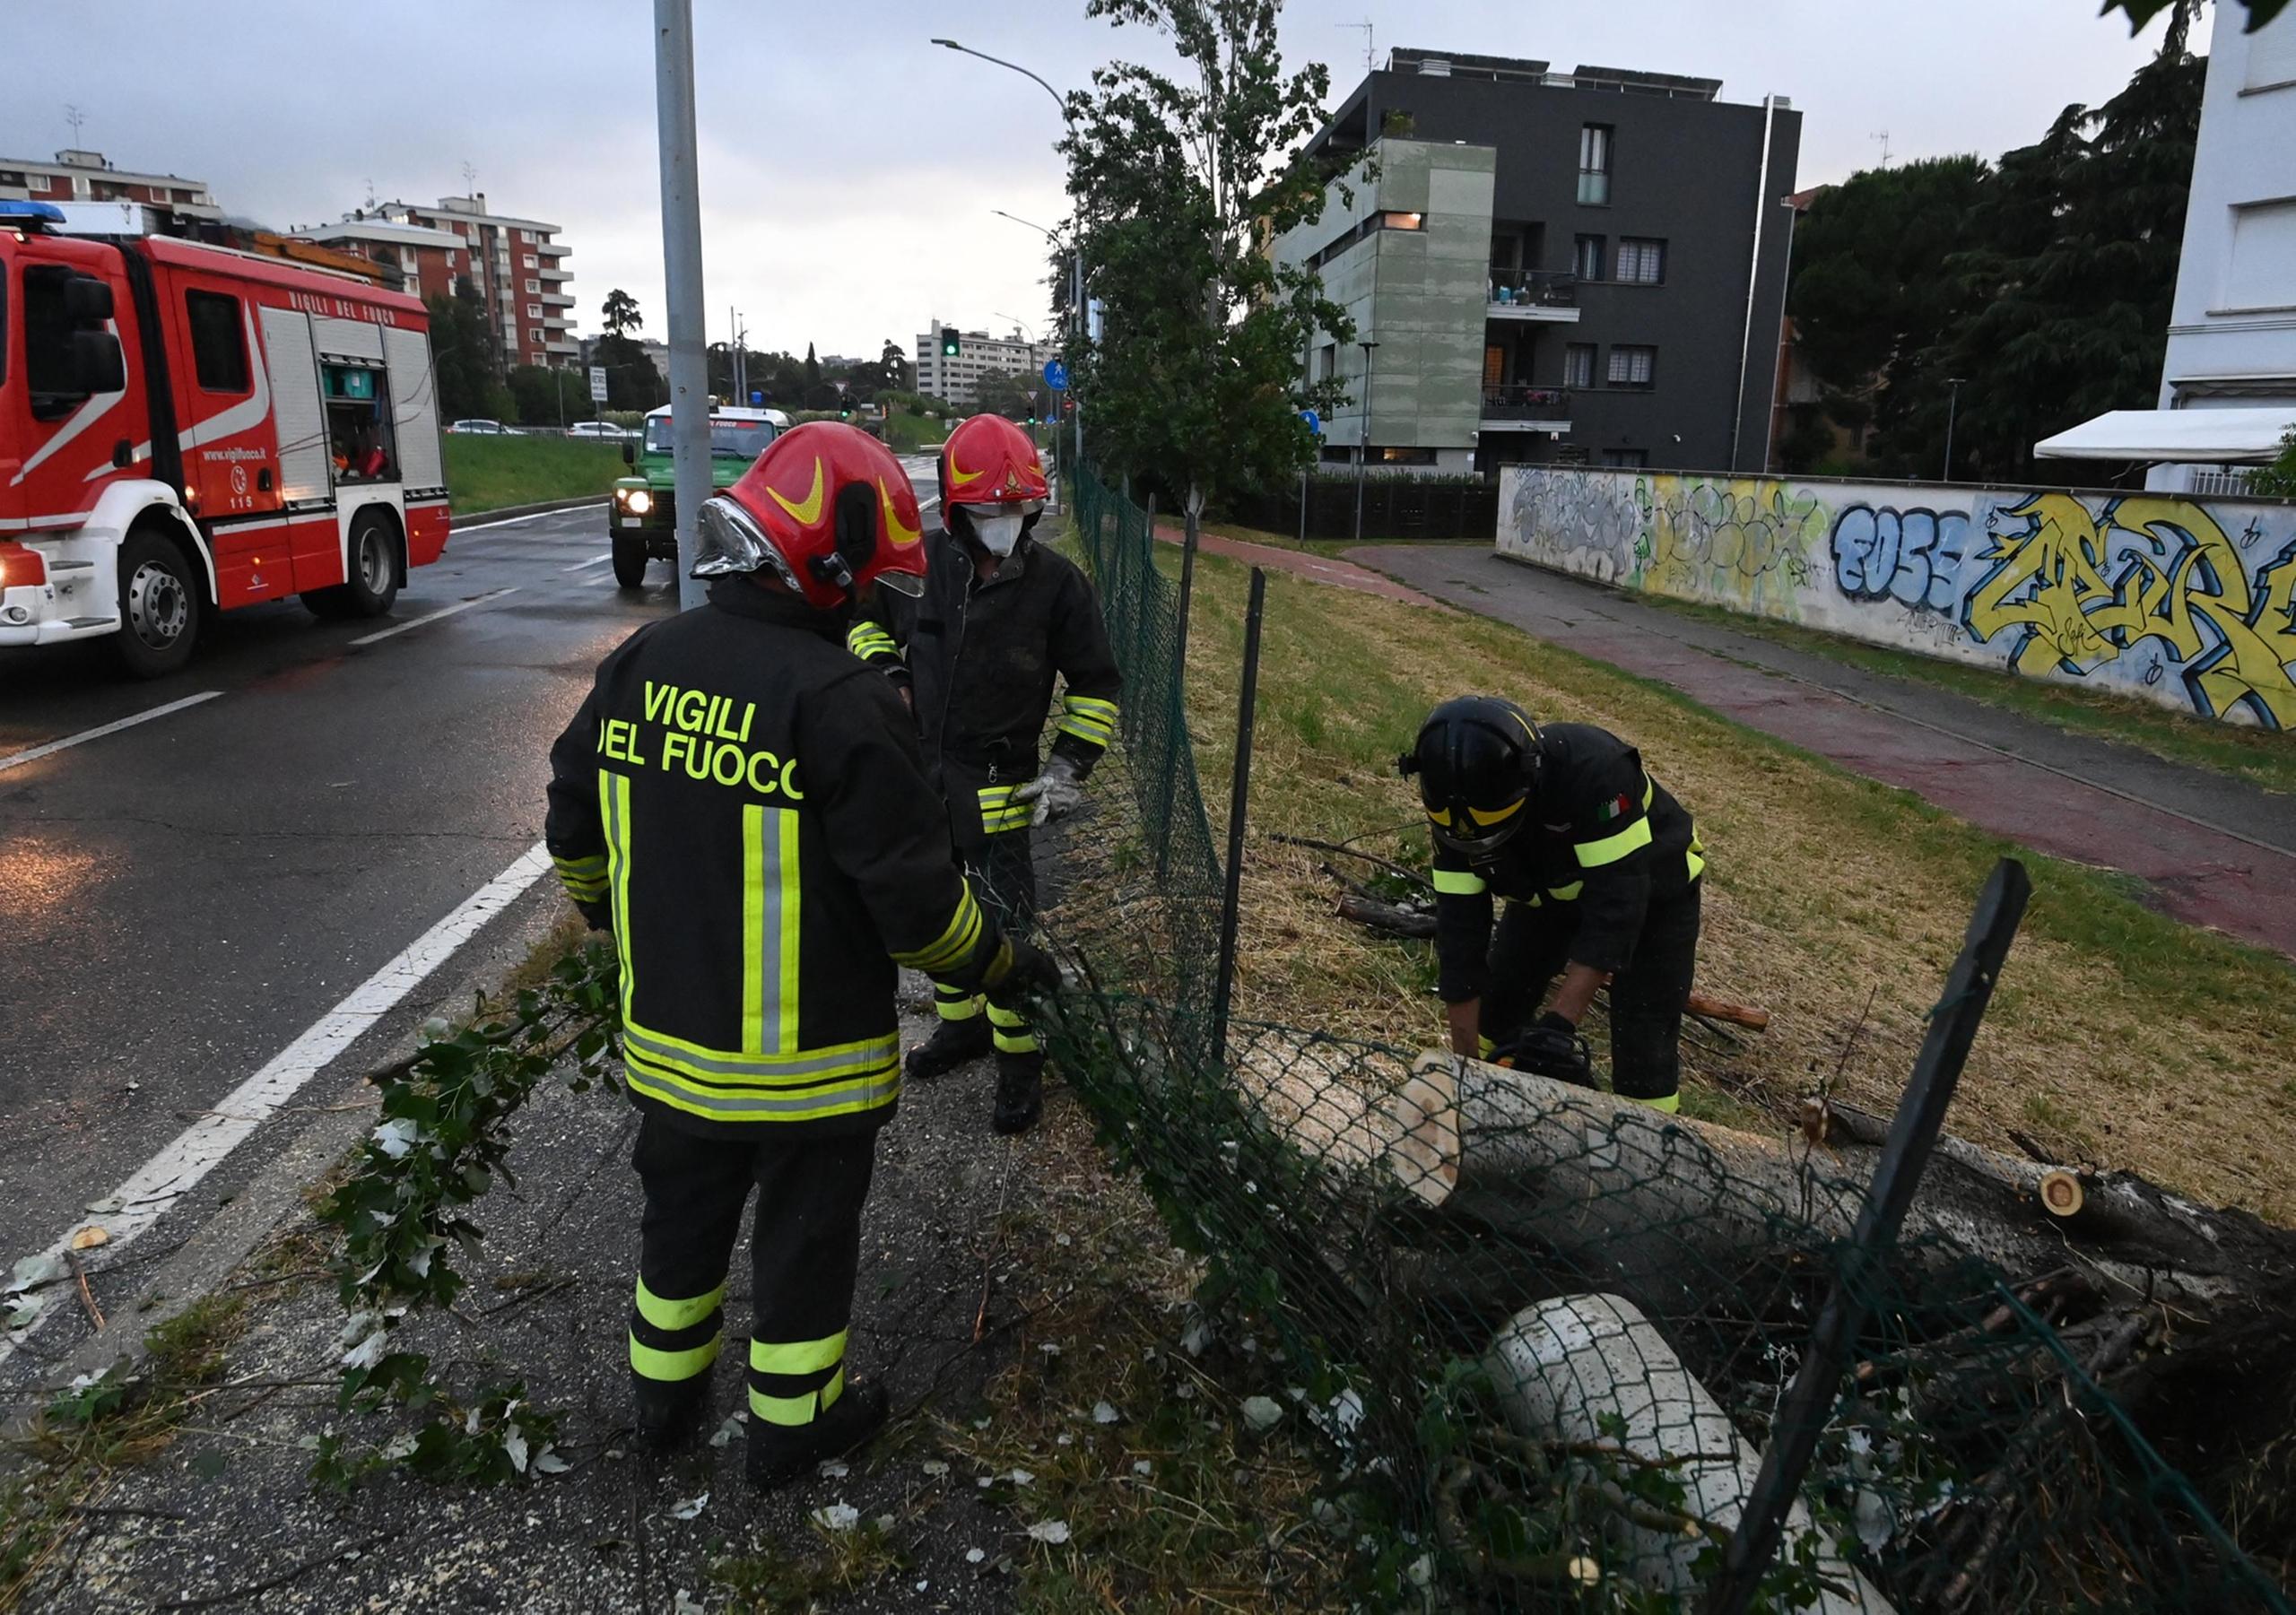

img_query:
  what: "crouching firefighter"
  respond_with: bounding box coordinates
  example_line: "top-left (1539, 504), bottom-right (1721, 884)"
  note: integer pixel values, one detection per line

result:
top-left (545, 422), bottom-right (1060, 1486)
top-left (1400, 696), bottom-right (1706, 1112)
top-left (845, 414), bottom-right (1121, 1134)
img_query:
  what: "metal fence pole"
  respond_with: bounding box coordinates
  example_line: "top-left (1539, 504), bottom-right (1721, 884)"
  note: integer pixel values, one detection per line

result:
top-left (1160, 499), bottom-right (1203, 885)
top-left (1208, 568), bottom-right (1268, 1065)
top-left (1707, 856), bottom-right (2032, 1615)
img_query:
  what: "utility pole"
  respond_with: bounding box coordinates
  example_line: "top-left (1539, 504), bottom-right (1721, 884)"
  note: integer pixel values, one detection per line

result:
top-left (1353, 340), bottom-right (1379, 544)
top-left (1942, 377), bottom-right (1967, 482)
top-left (656, 0), bottom-right (709, 611)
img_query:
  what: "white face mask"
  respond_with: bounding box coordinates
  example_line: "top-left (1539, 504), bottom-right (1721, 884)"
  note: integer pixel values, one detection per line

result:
top-left (970, 511), bottom-right (1026, 557)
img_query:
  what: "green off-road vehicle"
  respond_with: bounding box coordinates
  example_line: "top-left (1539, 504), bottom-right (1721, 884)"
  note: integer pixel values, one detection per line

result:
top-left (610, 404), bottom-right (788, 586)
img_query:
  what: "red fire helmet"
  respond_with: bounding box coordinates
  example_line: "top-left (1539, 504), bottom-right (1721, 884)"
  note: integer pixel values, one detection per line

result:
top-left (698, 421), bottom-right (926, 612)
top-left (937, 413), bottom-right (1050, 519)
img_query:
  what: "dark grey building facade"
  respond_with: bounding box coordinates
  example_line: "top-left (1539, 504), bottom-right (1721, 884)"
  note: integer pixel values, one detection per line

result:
top-left (1277, 49), bottom-right (1801, 476)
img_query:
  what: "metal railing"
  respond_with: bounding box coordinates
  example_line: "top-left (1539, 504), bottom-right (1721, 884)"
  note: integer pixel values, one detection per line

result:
top-left (1481, 383), bottom-right (1571, 419)
top-left (1486, 270), bottom-right (1577, 308)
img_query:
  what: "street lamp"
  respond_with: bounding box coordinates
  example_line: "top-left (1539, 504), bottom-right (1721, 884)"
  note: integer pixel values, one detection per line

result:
top-left (994, 210), bottom-right (1085, 473)
top-left (1354, 340), bottom-right (1380, 543)
top-left (1942, 377), bottom-right (1967, 482)
top-left (994, 311), bottom-right (1038, 343)
top-left (939, 37), bottom-right (1089, 473)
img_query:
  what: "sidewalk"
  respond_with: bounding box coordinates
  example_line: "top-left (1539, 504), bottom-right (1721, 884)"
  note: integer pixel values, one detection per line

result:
top-left (1152, 521), bottom-right (1440, 608)
top-left (1350, 544), bottom-right (2296, 959)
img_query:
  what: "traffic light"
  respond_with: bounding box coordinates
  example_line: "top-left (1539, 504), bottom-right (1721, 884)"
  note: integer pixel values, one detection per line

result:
top-left (941, 330), bottom-right (961, 358)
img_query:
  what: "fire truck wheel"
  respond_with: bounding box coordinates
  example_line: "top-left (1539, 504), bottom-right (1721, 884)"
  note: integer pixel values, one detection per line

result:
top-left (303, 512), bottom-right (402, 620)
top-left (113, 529), bottom-right (201, 679)
top-left (612, 533), bottom-right (648, 589)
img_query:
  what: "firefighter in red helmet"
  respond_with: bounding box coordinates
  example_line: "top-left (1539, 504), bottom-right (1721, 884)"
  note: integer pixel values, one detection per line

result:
top-left (846, 414), bottom-right (1120, 1134)
top-left (545, 421), bottom-right (1058, 1487)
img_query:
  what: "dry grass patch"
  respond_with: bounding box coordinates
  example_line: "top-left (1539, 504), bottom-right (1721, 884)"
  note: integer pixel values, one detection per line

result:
top-left (1164, 550), bottom-right (2296, 1222)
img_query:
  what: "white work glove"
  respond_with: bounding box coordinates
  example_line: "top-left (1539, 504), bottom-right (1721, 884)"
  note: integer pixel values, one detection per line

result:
top-left (1013, 757), bottom-right (1087, 827)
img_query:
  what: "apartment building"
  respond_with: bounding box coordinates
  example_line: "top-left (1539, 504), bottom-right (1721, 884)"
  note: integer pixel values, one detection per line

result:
top-left (0, 149), bottom-right (222, 220)
top-left (1274, 49), bottom-right (1800, 475)
top-left (914, 320), bottom-right (1056, 407)
top-left (302, 213), bottom-right (474, 300)
top-left (378, 193), bottom-right (576, 369)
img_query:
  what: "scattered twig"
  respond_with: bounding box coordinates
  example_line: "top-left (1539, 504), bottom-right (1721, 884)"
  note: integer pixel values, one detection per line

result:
top-left (164, 1529), bottom-right (403, 1610)
top-left (66, 1504), bottom-right (187, 1521)
top-left (1268, 833), bottom-right (1431, 891)
top-left (65, 1248), bottom-right (105, 1331)
top-left (477, 1275), bottom-right (578, 1319)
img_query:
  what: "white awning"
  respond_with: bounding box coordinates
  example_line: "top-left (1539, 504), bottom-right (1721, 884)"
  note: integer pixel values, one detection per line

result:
top-left (2033, 407), bottom-right (2296, 464)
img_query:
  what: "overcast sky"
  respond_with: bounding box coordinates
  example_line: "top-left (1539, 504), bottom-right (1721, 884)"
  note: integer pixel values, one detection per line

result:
top-left (7, 0), bottom-right (2171, 359)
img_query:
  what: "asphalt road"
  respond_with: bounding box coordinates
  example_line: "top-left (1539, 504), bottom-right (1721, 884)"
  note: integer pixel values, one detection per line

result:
top-left (0, 456), bottom-right (942, 1286)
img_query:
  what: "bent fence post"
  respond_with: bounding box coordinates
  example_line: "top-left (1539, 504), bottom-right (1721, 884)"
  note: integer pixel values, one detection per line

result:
top-left (1209, 567), bottom-right (1267, 1067)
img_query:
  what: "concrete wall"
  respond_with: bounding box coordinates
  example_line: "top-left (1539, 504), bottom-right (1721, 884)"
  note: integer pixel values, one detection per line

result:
top-left (1498, 465), bottom-right (2296, 729)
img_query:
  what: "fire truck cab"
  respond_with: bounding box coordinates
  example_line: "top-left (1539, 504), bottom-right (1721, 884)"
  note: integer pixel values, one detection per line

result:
top-left (0, 200), bottom-right (449, 676)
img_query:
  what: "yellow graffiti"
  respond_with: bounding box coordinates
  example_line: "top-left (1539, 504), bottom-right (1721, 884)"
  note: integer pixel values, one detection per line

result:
top-left (1965, 494), bottom-right (2296, 728)
top-left (1637, 476), bottom-right (1824, 612)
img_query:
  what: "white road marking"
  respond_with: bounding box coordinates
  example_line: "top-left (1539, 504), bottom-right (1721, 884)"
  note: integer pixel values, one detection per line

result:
top-left (453, 503), bottom-right (603, 535)
top-left (561, 553), bottom-right (614, 573)
top-left (351, 588), bottom-right (518, 647)
top-left (0, 690), bottom-right (223, 776)
top-left (0, 842), bottom-right (553, 1370)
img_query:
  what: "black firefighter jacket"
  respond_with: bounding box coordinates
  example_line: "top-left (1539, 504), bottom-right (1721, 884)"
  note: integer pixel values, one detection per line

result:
top-left (846, 528), bottom-right (1121, 847)
top-left (545, 579), bottom-right (1023, 1140)
top-left (1431, 723), bottom-right (1705, 1001)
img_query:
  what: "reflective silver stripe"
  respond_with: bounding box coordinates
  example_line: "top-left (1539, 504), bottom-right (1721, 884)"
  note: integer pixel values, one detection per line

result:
top-left (621, 1021), bottom-right (899, 1082)
top-left (625, 1062), bottom-right (901, 1116)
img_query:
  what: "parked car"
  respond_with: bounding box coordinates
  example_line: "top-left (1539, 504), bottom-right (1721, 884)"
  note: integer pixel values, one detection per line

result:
top-left (566, 421), bottom-right (634, 440)
top-left (447, 419), bottom-right (506, 435)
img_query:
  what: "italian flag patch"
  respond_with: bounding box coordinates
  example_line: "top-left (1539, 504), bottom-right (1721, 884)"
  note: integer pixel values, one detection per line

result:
top-left (1597, 792), bottom-right (1633, 822)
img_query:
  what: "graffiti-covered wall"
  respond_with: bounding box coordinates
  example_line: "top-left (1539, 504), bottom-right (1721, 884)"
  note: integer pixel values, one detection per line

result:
top-left (1497, 467), bottom-right (2296, 729)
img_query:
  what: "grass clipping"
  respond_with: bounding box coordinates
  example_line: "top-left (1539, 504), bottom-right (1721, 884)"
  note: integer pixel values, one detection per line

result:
top-left (1157, 546), bottom-right (2296, 1224)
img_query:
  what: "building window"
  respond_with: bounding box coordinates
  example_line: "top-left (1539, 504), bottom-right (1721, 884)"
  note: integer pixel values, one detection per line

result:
top-left (1601, 449), bottom-right (1648, 468)
top-left (1578, 125), bottom-right (1613, 205)
top-left (1562, 343), bottom-right (1596, 389)
top-left (523, 254), bottom-right (537, 269)
top-left (1615, 239), bottom-right (1665, 284)
top-left (1378, 446), bottom-right (1437, 465)
top-left (1317, 343), bottom-right (1337, 382)
top-left (526, 303), bottom-right (543, 317)
top-left (1572, 235), bottom-right (1605, 282)
top-left (184, 291), bottom-right (250, 393)
top-left (1379, 211), bottom-right (1423, 231)
top-left (525, 278), bottom-right (541, 294)
top-left (529, 328), bottom-right (544, 345)
top-left (1605, 345), bottom-right (1657, 387)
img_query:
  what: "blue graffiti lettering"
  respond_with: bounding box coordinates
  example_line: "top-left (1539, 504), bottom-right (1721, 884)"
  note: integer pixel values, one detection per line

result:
top-left (1831, 505), bottom-right (1970, 615)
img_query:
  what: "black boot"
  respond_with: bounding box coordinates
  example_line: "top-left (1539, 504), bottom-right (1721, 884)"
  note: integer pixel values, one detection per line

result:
top-left (906, 1016), bottom-right (993, 1081)
top-left (992, 1053), bottom-right (1044, 1135)
top-left (745, 1380), bottom-right (890, 1490)
top-left (632, 1374), bottom-right (709, 1453)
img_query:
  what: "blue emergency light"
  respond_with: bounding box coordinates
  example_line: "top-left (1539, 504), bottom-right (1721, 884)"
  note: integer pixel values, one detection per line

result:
top-left (0, 200), bottom-right (67, 229)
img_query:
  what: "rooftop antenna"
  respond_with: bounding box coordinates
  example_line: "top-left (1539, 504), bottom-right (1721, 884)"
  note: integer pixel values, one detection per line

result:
top-left (1870, 128), bottom-right (1892, 167)
top-left (460, 159), bottom-right (478, 189)
top-left (363, 176), bottom-right (378, 209)
top-left (1338, 19), bottom-right (1373, 74)
top-left (64, 103), bottom-right (86, 143)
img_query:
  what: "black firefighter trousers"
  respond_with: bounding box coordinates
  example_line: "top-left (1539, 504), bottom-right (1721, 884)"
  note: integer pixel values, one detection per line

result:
top-left (626, 1112), bottom-right (878, 1428)
top-left (1482, 881), bottom-right (1702, 1107)
top-left (930, 829), bottom-right (1040, 1058)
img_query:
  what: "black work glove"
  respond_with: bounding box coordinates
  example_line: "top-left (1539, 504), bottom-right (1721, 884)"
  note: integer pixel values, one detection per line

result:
top-left (991, 935), bottom-right (1063, 998)
top-left (575, 899), bottom-right (613, 933)
top-left (1494, 1012), bottom-right (1595, 1089)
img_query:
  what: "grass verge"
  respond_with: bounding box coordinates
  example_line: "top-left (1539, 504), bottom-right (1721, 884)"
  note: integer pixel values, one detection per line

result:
top-left (1162, 547), bottom-right (2296, 1221)
top-left (1638, 591), bottom-right (2296, 797)
top-left (442, 434), bottom-right (624, 515)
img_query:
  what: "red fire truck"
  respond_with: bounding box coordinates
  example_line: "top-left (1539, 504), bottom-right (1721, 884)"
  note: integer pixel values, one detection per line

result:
top-left (0, 200), bottom-right (450, 675)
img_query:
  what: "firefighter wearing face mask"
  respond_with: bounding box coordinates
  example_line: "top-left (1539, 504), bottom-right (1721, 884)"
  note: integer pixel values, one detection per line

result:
top-left (1400, 696), bottom-right (1706, 1112)
top-left (545, 421), bottom-right (1060, 1487)
top-left (845, 414), bottom-right (1121, 1135)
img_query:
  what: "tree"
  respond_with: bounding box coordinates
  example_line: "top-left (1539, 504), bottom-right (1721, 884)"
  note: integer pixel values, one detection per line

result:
top-left (879, 338), bottom-right (911, 392)
top-left (973, 369), bottom-right (1044, 421)
top-left (425, 283), bottom-right (512, 421)
top-left (602, 288), bottom-right (643, 338)
top-left (506, 364), bottom-right (595, 428)
top-left (804, 343), bottom-right (822, 391)
top-left (2107, 0), bottom-right (2283, 33)
top-left (2251, 429), bottom-right (2296, 499)
top-left (1059, 0), bottom-right (1352, 512)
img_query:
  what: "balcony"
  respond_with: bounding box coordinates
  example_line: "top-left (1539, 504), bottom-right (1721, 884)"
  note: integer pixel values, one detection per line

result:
top-left (541, 291), bottom-right (575, 308)
top-left (1479, 385), bottom-right (1572, 430)
top-left (538, 240), bottom-right (570, 257)
top-left (539, 265), bottom-right (572, 282)
top-left (1486, 271), bottom-right (1579, 323)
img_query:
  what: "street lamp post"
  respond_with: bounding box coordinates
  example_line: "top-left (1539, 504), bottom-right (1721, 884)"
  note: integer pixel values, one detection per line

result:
top-left (655, 0), bottom-right (710, 610)
top-left (993, 210), bottom-right (1086, 474)
top-left (938, 38), bottom-right (1088, 473)
top-left (1942, 377), bottom-right (1967, 482)
top-left (1353, 340), bottom-right (1380, 544)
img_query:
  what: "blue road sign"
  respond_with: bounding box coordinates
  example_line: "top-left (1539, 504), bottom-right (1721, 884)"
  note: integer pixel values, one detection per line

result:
top-left (1300, 407), bottom-right (1322, 437)
top-left (1043, 358), bottom-right (1070, 391)
top-left (750, 390), bottom-right (763, 406)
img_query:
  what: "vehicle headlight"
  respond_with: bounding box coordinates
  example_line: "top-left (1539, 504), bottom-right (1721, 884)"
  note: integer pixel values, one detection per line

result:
top-left (622, 489), bottom-right (654, 515)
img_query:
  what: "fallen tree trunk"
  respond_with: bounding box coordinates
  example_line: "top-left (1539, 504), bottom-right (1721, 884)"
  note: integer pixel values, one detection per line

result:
top-left (1383, 1053), bottom-right (2296, 1327)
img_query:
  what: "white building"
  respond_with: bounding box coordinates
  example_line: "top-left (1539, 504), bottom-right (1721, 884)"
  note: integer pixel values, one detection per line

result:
top-left (0, 149), bottom-right (222, 220)
top-left (914, 320), bottom-right (1055, 407)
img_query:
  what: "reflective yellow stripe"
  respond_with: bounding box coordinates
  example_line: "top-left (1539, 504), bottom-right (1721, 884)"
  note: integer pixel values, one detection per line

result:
top-left (1056, 716), bottom-right (1114, 746)
top-left (751, 1330), bottom-right (848, 1376)
top-left (750, 1365), bottom-right (844, 1427)
top-left (845, 622), bottom-right (898, 659)
top-left (777, 809), bottom-right (801, 1055)
top-left (630, 1331), bottom-right (720, 1383)
top-left (936, 994), bottom-right (984, 1021)
top-left (635, 1278), bottom-right (725, 1333)
top-left (1548, 881), bottom-right (1583, 902)
top-left (623, 1055), bottom-right (900, 1124)
top-left (1431, 868), bottom-right (1487, 896)
top-left (553, 853), bottom-right (607, 899)
top-left (623, 1019), bottom-right (899, 1084)
top-left (742, 806), bottom-right (766, 1054)
top-left (1575, 815), bottom-right (1653, 868)
top-left (1686, 827), bottom-right (1706, 884)
top-left (895, 889), bottom-right (983, 973)
top-left (602, 770), bottom-right (636, 1025)
top-left (987, 1001), bottom-right (1037, 1054)
top-left (1064, 696), bottom-right (1118, 720)
top-left (1632, 1092), bottom-right (1681, 1114)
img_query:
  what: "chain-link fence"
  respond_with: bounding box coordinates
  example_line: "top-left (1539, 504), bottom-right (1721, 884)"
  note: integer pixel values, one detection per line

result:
top-left (1038, 467), bottom-right (2292, 1612)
